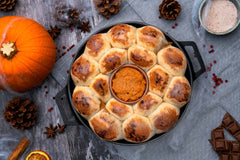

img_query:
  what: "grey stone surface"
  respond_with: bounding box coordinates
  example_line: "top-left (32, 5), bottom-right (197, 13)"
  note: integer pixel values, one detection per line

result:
top-left (1, 0), bottom-right (240, 160)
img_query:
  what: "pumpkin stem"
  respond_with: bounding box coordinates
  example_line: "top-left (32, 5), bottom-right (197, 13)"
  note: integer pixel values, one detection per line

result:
top-left (0, 42), bottom-right (18, 59)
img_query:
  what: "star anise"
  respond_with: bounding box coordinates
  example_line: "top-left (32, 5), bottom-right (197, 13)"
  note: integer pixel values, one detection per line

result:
top-left (44, 124), bottom-right (57, 139)
top-left (48, 25), bottom-right (61, 39)
top-left (77, 21), bottom-right (91, 33)
top-left (57, 123), bottom-right (66, 133)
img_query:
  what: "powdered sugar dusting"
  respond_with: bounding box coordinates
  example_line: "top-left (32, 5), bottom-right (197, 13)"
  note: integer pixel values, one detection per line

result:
top-left (201, 0), bottom-right (238, 33)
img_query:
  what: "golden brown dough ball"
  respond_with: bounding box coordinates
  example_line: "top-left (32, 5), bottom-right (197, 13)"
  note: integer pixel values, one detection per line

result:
top-left (99, 48), bottom-right (127, 74)
top-left (122, 114), bottom-right (154, 143)
top-left (133, 92), bottom-right (162, 116)
top-left (128, 45), bottom-right (157, 71)
top-left (149, 102), bottom-right (180, 133)
top-left (106, 98), bottom-right (133, 121)
top-left (157, 46), bottom-right (187, 76)
top-left (90, 74), bottom-right (111, 103)
top-left (164, 76), bottom-right (191, 108)
top-left (89, 109), bottom-right (122, 141)
top-left (71, 54), bottom-right (99, 85)
top-left (84, 33), bottom-right (111, 61)
top-left (137, 26), bottom-right (167, 53)
top-left (147, 65), bottom-right (173, 97)
top-left (107, 24), bottom-right (136, 49)
top-left (72, 86), bottom-right (101, 119)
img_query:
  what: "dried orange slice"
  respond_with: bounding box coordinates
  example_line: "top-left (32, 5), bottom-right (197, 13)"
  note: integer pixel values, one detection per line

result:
top-left (25, 150), bottom-right (50, 160)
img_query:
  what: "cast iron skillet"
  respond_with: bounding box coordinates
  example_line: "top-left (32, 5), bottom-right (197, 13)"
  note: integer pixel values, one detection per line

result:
top-left (56, 21), bottom-right (205, 145)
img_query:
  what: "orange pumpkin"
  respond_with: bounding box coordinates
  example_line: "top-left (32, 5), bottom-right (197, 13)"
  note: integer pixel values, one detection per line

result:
top-left (0, 16), bottom-right (56, 92)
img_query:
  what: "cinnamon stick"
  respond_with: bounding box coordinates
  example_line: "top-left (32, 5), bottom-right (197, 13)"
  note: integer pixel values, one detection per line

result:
top-left (8, 137), bottom-right (30, 160)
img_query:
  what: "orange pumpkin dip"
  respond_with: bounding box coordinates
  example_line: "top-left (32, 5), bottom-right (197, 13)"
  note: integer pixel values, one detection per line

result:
top-left (112, 67), bottom-right (146, 102)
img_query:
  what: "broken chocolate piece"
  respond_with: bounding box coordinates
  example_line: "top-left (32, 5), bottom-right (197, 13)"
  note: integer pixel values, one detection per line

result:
top-left (222, 113), bottom-right (240, 141)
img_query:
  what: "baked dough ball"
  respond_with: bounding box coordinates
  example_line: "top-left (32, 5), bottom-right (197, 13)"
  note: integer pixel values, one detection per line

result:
top-left (84, 33), bottom-right (111, 61)
top-left (89, 109), bottom-right (122, 141)
top-left (147, 65), bottom-right (173, 97)
top-left (122, 114), bottom-right (154, 143)
top-left (90, 74), bottom-right (111, 103)
top-left (106, 98), bottom-right (133, 121)
top-left (137, 26), bottom-right (167, 53)
top-left (157, 46), bottom-right (187, 76)
top-left (71, 54), bottom-right (99, 85)
top-left (149, 103), bottom-right (180, 133)
top-left (72, 86), bottom-right (101, 119)
top-left (128, 45), bottom-right (157, 71)
top-left (133, 92), bottom-right (162, 116)
top-left (107, 24), bottom-right (136, 49)
top-left (99, 48), bottom-right (127, 74)
top-left (164, 76), bottom-right (191, 108)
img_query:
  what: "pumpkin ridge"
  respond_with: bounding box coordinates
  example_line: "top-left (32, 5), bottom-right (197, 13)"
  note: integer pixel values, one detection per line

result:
top-left (19, 54), bottom-right (54, 71)
top-left (16, 35), bottom-right (54, 46)
top-left (0, 17), bottom-right (26, 46)
top-left (11, 20), bottom-right (37, 44)
top-left (17, 48), bottom-right (56, 59)
top-left (12, 56), bottom-right (40, 80)
top-left (14, 22), bottom-right (50, 44)
top-left (17, 45), bottom-right (56, 50)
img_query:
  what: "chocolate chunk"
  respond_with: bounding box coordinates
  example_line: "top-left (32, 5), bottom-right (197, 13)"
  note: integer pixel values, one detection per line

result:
top-left (230, 141), bottom-right (240, 153)
top-left (231, 154), bottom-right (240, 160)
top-left (211, 140), bottom-right (230, 152)
top-left (219, 153), bottom-right (230, 160)
top-left (228, 123), bottom-right (240, 135)
top-left (222, 113), bottom-right (240, 141)
top-left (212, 125), bottom-right (225, 140)
top-left (222, 113), bottom-right (234, 126)
top-left (219, 153), bottom-right (240, 160)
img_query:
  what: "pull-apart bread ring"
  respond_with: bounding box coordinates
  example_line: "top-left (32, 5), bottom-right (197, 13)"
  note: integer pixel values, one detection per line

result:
top-left (71, 24), bottom-right (192, 143)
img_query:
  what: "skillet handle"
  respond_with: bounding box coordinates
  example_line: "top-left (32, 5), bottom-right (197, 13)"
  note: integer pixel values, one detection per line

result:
top-left (55, 87), bottom-right (80, 126)
top-left (178, 41), bottom-right (205, 81)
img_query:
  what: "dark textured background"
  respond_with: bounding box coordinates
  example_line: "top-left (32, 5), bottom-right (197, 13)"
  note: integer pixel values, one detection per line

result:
top-left (1, 0), bottom-right (240, 159)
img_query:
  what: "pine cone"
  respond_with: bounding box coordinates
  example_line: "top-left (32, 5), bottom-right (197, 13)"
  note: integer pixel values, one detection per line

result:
top-left (94, 0), bottom-right (122, 19)
top-left (3, 97), bottom-right (37, 130)
top-left (159, 0), bottom-right (181, 20)
top-left (0, 0), bottom-right (16, 11)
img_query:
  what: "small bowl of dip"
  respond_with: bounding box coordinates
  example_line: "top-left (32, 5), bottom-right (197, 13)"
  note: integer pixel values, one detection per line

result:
top-left (199, 0), bottom-right (240, 35)
top-left (109, 64), bottom-right (149, 105)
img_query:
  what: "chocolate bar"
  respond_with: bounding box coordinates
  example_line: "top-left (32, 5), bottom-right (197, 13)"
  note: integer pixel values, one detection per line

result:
top-left (218, 153), bottom-right (240, 160)
top-left (212, 125), bottom-right (225, 140)
top-left (222, 113), bottom-right (240, 141)
top-left (209, 139), bottom-right (230, 152)
top-left (211, 140), bottom-right (240, 153)
top-left (209, 113), bottom-right (240, 160)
